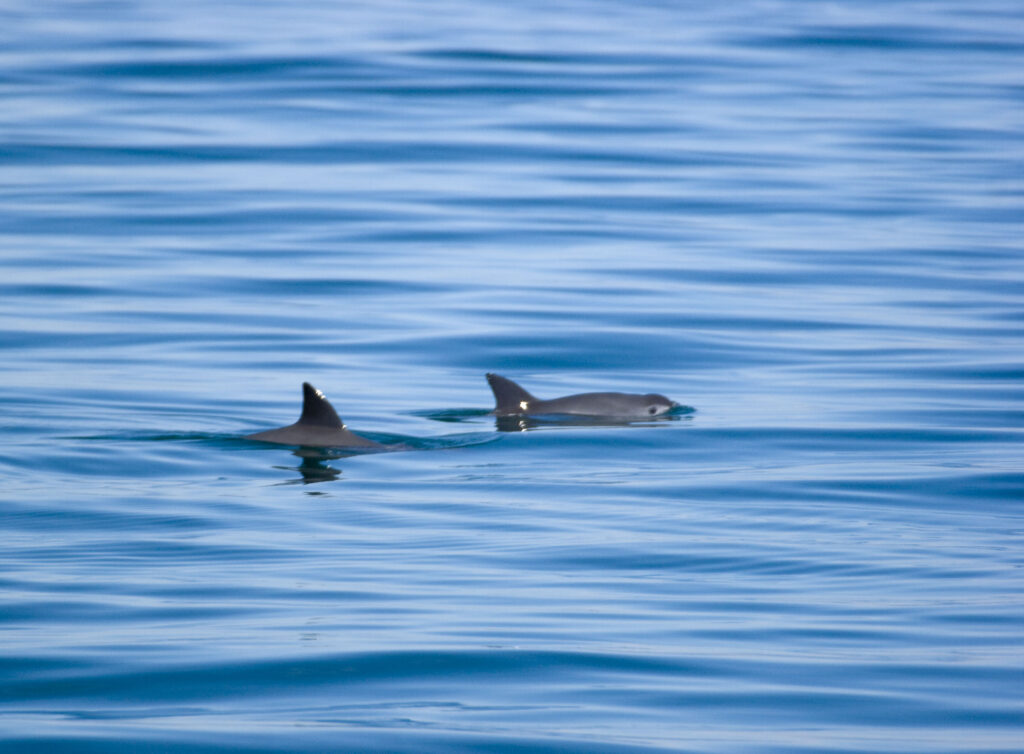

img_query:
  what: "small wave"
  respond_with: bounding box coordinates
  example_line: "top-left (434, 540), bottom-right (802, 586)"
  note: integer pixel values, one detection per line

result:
top-left (408, 408), bottom-right (493, 424)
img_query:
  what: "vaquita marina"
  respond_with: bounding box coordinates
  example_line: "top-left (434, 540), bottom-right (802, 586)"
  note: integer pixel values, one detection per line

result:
top-left (1, 1), bottom-right (1022, 752)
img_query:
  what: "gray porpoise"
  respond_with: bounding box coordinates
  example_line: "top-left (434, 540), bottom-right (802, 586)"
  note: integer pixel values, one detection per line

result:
top-left (245, 382), bottom-right (383, 448)
top-left (486, 373), bottom-right (677, 418)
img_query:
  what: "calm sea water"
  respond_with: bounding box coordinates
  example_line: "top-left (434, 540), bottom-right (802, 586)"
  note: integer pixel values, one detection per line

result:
top-left (2, 1), bottom-right (1023, 751)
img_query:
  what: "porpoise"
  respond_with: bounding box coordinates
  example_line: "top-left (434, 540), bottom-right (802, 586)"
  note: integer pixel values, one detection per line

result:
top-left (486, 373), bottom-right (677, 418)
top-left (246, 382), bottom-right (383, 448)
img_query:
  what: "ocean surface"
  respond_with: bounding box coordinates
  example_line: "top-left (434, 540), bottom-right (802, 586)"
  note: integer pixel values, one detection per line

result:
top-left (2, 1), bottom-right (1023, 751)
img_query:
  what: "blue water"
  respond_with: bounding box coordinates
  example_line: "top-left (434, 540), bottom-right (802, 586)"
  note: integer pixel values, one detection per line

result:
top-left (2, 0), bottom-right (1023, 751)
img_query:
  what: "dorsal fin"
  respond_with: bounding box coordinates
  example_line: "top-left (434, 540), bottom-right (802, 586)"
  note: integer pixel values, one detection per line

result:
top-left (486, 373), bottom-right (538, 412)
top-left (297, 382), bottom-right (345, 428)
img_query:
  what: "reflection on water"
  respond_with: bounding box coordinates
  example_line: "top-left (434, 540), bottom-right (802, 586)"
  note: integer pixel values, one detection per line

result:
top-left (258, 431), bottom-right (499, 483)
top-left (258, 414), bottom-right (687, 482)
top-left (413, 406), bottom-right (696, 432)
top-left (494, 411), bottom-right (693, 432)
top-left (272, 448), bottom-right (344, 485)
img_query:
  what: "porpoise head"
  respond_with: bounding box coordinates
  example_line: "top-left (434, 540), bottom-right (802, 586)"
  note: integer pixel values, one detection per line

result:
top-left (637, 393), bottom-right (677, 416)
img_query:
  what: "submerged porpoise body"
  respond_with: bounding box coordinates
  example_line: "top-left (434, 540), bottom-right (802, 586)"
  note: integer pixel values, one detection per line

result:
top-left (486, 373), bottom-right (677, 418)
top-left (246, 382), bottom-right (383, 448)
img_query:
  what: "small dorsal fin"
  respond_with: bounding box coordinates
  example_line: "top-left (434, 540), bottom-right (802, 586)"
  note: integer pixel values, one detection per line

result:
top-left (297, 382), bottom-right (345, 428)
top-left (486, 373), bottom-right (538, 413)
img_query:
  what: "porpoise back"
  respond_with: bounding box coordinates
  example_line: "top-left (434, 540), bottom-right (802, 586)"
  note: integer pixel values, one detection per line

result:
top-left (246, 382), bottom-right (382, 448)
top-left (486, 373), bottom-right (676, 418)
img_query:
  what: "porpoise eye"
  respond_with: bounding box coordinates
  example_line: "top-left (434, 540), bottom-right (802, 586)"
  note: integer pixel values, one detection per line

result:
top-left (648, 406), bottom-right (658, 415)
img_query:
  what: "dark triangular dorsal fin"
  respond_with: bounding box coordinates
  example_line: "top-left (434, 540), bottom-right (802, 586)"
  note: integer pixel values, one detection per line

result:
top-left (486, 373), bottom-right (538, 412)
top-left (297, 382), bottom-right (345, 428)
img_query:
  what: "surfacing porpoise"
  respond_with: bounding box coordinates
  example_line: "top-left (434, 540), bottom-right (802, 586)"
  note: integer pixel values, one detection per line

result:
top-left (246, 382), bottom-right (382, 449)
top-left (486, 373), bottom-right (677, 418)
